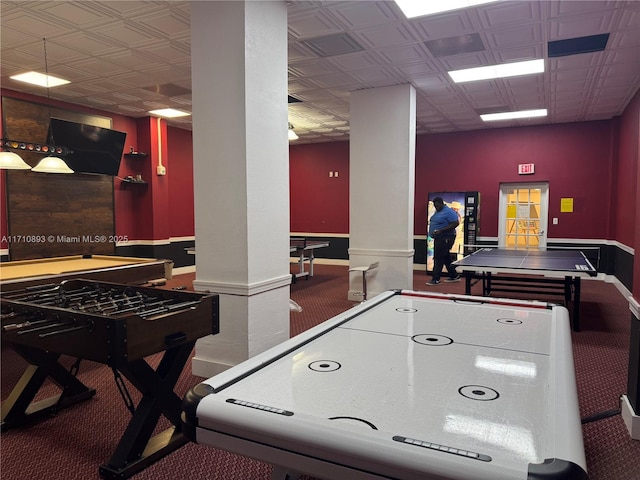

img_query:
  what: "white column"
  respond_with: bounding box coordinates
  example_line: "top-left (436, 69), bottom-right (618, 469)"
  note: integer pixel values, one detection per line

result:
top-left (190, 1), bottom-right (290, 377)
top-left (348, 84), bottom-right (416, 301)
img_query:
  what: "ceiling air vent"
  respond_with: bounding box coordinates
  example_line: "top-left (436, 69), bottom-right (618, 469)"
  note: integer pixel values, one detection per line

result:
top-left (301, 32), bottom-right (364, 57)
top-left (143, 83), bottom-right (192, 97)
top-left (548, 33), bottom-right (609, 57)
top-left (424, 33), bottom-right (485, 58)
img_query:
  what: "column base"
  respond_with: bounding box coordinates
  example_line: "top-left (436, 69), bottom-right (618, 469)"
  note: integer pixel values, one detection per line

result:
top-left (621, 394), bottom-right (640, 440)
top-left (348, 290), bottom-right (362, 302)
top-left (192, 356), bottom-right (233, 379)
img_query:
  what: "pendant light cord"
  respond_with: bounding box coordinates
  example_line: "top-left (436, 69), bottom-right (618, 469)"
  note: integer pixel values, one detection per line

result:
top-left (43, 37), bottom-right (54, 143)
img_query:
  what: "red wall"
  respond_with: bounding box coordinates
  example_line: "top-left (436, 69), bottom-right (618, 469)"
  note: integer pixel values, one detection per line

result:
top-left (0, 90), bottom-right (194, 245)
top-left (618, 90), bottom-right (640, 300)
top-left (289, 141), bottom-right (350, 233)
top-left (113, 116), bottom-right (147, 240)
top-left (3, 88), bottom-right (638, 275)
top-left (114, 118), bottom-right (155, 240)
top-left (1, 89), bottom-right (145, 249)
top-left (167, 127), bottom-right (195, 238)
top-left (290, 121), bottom-right (617, 241)
top-left (616, 91), bottom-right (640, 251)
top-left (415, 121), bottom-right (614, 239)
top-left (114, 117), bottom-right (193, 241)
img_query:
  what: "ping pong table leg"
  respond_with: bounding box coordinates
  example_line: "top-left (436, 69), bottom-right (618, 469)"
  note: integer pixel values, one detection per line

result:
top-left (563, 276), bottom-right (572, 306)
top-left (308, 250), bottom-right (315, 276)
top-left (464, 273), bottom-right (472, 295)
top-left (484, 272), bottom-right (491, 296)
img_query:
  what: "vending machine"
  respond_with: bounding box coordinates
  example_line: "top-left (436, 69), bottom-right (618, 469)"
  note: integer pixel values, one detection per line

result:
top-left (426, 191), bottom-right (480, 272)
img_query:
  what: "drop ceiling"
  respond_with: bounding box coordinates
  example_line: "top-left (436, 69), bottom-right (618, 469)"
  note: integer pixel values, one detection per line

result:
top-left (1, 1), bottom-right (639, 144)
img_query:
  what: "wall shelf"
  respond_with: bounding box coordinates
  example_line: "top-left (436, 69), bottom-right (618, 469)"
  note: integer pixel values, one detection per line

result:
top-left (124, 152), bottom-right (148, 160)
top-left (122, 177), bottom-right (147, 185)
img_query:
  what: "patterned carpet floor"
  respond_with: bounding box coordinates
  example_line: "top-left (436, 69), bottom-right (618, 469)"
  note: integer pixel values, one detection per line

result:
top-left (1, 264), bottom-right (638, 479)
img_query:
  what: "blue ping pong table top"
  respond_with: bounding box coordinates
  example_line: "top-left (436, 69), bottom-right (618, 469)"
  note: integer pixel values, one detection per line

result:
top-left (453, 248), bottom-right (597, 276)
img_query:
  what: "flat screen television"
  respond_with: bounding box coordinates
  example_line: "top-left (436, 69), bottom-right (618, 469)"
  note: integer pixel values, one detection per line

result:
top-left (46, 118), bottom-right (127, 176)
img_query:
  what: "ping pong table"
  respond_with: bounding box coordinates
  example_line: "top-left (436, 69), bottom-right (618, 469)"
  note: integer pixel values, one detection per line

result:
top-left (185, 238), bottom-right (330, 281)
top-left (452, 248), bottom-right (597, 331)
top-left (290, 237), bottom-right (330, 280)
top-left (182, 290), bottom-right (587, 480)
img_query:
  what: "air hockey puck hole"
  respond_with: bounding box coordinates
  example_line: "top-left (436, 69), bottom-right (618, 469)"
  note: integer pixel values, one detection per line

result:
top-left (396, 307), bottom-right (417, 313)
top-left (459, 385), bottom-right (499, 401)
top-left (309, 360), bottom-right (341, 372)
top-left (497, 318), bottom-right (523, 325)
top-left (412, 334), bottom-right (453, 346)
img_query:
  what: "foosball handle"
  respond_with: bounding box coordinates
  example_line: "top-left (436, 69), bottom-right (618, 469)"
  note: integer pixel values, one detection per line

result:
top-left (164, 332), bottom-right (187, 348)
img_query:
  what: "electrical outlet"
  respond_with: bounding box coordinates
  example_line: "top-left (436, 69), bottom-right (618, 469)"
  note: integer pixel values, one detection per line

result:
top-left (157, 165), bottom-right (166, 176)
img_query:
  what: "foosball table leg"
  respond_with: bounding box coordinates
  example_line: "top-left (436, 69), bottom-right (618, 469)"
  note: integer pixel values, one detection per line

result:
top-left (1, 346), bottom-right (96, 432)
top-left (98, 341), bottom-right (196, 480)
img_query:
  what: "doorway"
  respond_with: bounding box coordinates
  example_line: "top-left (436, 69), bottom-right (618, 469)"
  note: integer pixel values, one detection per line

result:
top-left (498, 182), bottom-right (548, 249)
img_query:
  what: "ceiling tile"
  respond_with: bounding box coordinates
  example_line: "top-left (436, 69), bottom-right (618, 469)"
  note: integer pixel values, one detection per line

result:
top-left (1, 0), bottom-right (638, 140)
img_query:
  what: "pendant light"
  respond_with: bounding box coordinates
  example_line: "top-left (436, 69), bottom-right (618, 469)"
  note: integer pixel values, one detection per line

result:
top-left (31, 38), bottom-right (73, 174)
top-left (288, 122), bottom-right (299, 141)
top-left (31, 155), bottom-right (74, 173)
top-left (0, 150), bottom-right (32, 170)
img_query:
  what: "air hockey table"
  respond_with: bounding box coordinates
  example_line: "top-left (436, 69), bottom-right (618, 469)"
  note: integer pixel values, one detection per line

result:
top-left (182, 290), bottom-right (587, 480)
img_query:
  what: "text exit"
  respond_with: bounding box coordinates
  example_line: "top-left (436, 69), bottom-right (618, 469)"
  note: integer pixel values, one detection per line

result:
top-left (518, 163), bottom-right (535, 175)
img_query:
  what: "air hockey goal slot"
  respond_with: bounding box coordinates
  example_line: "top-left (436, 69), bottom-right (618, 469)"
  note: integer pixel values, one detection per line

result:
top-left (225, 398), bottom-right (294, 416)
top-left (392, 435), bottom-right (492, 462)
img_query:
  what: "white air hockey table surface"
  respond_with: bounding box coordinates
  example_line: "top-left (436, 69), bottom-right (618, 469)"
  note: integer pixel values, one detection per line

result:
top-left (182, 290), bottom-right (587, 480)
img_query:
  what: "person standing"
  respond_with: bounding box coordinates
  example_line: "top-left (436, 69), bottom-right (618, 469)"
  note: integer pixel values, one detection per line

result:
top-left (427, 197), bottom-right (461, 285)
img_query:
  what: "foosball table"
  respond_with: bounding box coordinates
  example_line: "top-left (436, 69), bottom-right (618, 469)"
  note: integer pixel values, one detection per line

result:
top-left (1, 279), bottom-right (219, 479)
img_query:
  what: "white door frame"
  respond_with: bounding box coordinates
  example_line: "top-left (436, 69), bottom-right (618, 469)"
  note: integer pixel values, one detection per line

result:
top-left (498, 182), bottom-right (549, 249)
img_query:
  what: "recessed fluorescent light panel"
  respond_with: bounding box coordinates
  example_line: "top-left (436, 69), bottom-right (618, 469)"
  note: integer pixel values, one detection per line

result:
top-left (449, 59), bottom-right (544, 83)
top-left (395, 0), bottom-right (500, 18)
top-left (10, 71), bottom-right (69, 88)
top-left (481, 109), bottom-right (547, 122)
top-left (148, 108), bottom-right (191, 118)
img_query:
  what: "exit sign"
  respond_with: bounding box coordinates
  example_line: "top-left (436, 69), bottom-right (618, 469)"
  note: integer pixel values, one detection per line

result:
top-left (518, 163), bottom-right (535, 175)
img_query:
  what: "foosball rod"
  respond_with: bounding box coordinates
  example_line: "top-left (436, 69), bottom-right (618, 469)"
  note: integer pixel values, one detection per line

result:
top-left (39, 321), bottom-right (94, 338)
top-left (2, 318), bottom-right (52, 331)
top-left (16, 320), bottom-right (75, 336)
top-left (137, 300), bottom-right (202, 318)
top-left (4, 285), bottom-right (94, 303)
